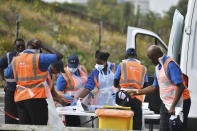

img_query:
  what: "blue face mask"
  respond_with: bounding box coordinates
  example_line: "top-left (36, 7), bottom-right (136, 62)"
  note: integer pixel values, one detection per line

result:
top-left (95, 64), bottom-right (104, 71)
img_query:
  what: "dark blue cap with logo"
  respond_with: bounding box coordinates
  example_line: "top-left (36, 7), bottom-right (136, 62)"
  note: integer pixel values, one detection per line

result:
top-left (68, 55), bottom-right (79, 68)
top-left (126, 48), bottom-right (137, 57)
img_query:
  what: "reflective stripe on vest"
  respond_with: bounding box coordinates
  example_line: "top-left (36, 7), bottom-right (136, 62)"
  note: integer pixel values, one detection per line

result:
top-left (156, 59), bottom-right (183, 106)
top-left (80, 65), bottom-right (88, 76)
top-left (16, 83), bottom-right (45, 90)
top-left (7, 52), bottom-right (10, 65)
top-left (119, 61), bottom-right (146, 88)
top-left (111, 63), bottom-right (116, 74)
top-left (163, 57), bottom-right (190, 100)
top-left (61, 71), bottom-right (75, 90)
top-left (6, 79), bottom-right (16, 83)
top-left (61, 66), bottom-right (87, 91)
top-left (12, 54), bottom-right (48, 82)
top-left (6, 52), bottom-right (16, 83)
top-left (12, 53), bottom-right (48, 102)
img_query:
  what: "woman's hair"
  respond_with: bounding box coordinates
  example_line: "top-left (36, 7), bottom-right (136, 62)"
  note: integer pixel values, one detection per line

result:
top-left (95, 50), bottom-right (110, 61)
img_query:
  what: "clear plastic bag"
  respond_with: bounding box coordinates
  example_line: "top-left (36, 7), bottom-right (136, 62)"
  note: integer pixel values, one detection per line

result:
top-left (44, 81), bottom-right (65, 130)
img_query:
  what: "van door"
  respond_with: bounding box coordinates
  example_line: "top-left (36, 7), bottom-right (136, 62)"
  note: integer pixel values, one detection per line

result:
top-left (126, 27), bottom-right (168, 113)
top-left (167, 9), bottom-right (184, 63)
top-left (184, 0), bottom-right (197, 118)
top-left (126, 26), bottom-right (168, 75)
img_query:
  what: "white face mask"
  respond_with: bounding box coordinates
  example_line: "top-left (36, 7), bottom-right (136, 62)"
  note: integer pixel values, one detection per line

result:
top-left (95, 64), bottom-right (104, 71)
top-left (68, 67), bottom-right (78, 73)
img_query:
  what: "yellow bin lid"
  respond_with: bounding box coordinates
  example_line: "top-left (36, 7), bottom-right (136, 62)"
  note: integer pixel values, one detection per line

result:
top-left (95, 109), bottom-right (134, 118)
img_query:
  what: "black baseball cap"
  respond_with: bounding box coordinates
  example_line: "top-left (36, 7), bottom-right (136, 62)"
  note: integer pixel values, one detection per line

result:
top-left (126, 48), bottom-right (137, 57)
top-left (67, 55), bottom-right (79, 68)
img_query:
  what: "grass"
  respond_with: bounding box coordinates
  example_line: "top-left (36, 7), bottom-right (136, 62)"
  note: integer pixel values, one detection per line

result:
top-left (0, 0), bottom-right (127, 72)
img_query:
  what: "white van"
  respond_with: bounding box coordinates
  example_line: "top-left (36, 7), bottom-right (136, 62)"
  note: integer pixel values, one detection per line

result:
top-left (126, 0), bottom-right (197, 130)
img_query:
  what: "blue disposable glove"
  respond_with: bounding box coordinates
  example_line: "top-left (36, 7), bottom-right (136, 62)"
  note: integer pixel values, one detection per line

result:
top-left (112, 92), bottom-right (116, 100)
top-left (70, 99), bottom-right (78, 106)
top-left (63, 94), bottom-right (74, 103)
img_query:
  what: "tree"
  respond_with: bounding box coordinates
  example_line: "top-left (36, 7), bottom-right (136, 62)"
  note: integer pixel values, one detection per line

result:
top-left (167, 0), bottom-right (188, 20)
top-left (122, 2), bottom-right (133, 33)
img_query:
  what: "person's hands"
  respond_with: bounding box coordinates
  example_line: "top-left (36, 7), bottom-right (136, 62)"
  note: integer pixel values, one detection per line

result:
top-left (2, 80), bottom-right (7, 91)
top-left (124, 89), bottom-right (137, 96)
top-left (112, 92), bottom-right (116, 100)
top-left (169, 106), bottom-right (175, 115)
top-left (59, 100), bottom-right (69, 106)
top-left (63, 94), bottom-right (74, 103)
top-left (70, 99), bottom-right (78, 106)
top-left (32, 40), bottom-right (43, 49)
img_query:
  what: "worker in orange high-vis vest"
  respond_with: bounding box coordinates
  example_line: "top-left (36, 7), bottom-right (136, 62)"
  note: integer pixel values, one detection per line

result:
top-left (114, 48), bottom-right (149, 130)
top-left (47, 61), bottom-right (68, 106)
top-left (5, 39), bottom-right (63, 125)
top-left (160, 57), bottom-right (191, 131)
top-left (56, 54), bottom-right (88, 127)
top-left (126, 45), bottom-right (185, 131)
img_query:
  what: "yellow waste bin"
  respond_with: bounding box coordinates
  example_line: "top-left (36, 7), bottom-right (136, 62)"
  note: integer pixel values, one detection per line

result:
top-left (95, 109), bottom-right (134, 130)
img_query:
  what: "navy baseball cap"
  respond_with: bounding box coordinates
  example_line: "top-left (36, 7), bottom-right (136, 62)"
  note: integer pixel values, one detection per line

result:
top-left (126, 48), bottom-right (137, 57)
top-left (67, 55), bottom-right (79, 68)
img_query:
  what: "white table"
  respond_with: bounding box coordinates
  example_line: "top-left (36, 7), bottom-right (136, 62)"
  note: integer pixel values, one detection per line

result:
top-left (57, 110), bottom-right (97, 117)
top-left (144, 114), bottom-right (160, 131)
top-left (57, 107), bottom-right (97, 128)
top-left (56, 107), bottom-right (160, 130)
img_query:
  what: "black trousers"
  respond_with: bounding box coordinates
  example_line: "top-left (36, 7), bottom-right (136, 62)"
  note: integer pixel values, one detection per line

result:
top-left (16, 98), bottom-right (48, 125)
top-left (65, 115), bottom-right (81, 127)
top-left (160, 103), bottom-right (184, 131)
top-left (160, 103), bottom-right (171, 131)
top-left (4, 89), bottom-right (18, 124)
top-left (121, 97), bottom-right (142, 130)
top-left (183, 98), bottom-right (191, 130)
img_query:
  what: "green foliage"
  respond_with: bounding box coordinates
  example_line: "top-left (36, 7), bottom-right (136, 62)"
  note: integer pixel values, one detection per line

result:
top-left (0, 0), bottom-right (189, 74)
top-left (122, 2), bottom-right (134, 33)
top-left (167, 0), bottom-right (188, 20)
top-left (0, 0), bottom-right (126, 73)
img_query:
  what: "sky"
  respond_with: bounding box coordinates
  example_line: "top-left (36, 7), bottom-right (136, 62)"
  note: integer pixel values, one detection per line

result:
top-left (149, 0), bottom-right (179, 15)
top-left (42, 0), bottom-right (180, 16)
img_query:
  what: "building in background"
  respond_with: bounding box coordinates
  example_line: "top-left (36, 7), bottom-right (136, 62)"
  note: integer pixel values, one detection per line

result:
top-left (117, 0), bottom-right (150, 14)
top-left (63, 0), bottom-right (87, 4)
top-left (42, 0), bottom-right (88, 4)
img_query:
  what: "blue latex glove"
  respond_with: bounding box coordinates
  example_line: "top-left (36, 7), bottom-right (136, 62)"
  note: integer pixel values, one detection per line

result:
top-left (70, 99), bottom-right (78, 106)
top-left (112, 92), bottom-right (116, 100)
top-left (63, 94), bottom-right (74, 103)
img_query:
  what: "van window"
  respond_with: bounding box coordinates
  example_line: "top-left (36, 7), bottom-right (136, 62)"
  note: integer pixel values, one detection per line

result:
top-left (136, 34), bottom-right (167, 75)
top-left (192, 22), bottom-right (197, 70)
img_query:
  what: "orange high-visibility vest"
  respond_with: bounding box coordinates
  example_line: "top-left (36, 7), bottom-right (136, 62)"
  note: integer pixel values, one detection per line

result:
top-left (48, 73), bottom-right (54, 91)
top-left (61, 65), bottom-right (88, 99)
top-left (119, 60), bottom-right (147, 102)
top-left (156, 57), bottom-right (183, 108)
top-left (163, 57), bottom-right (190, 100)
top-left (12, 53), bottom-right (48, 102)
